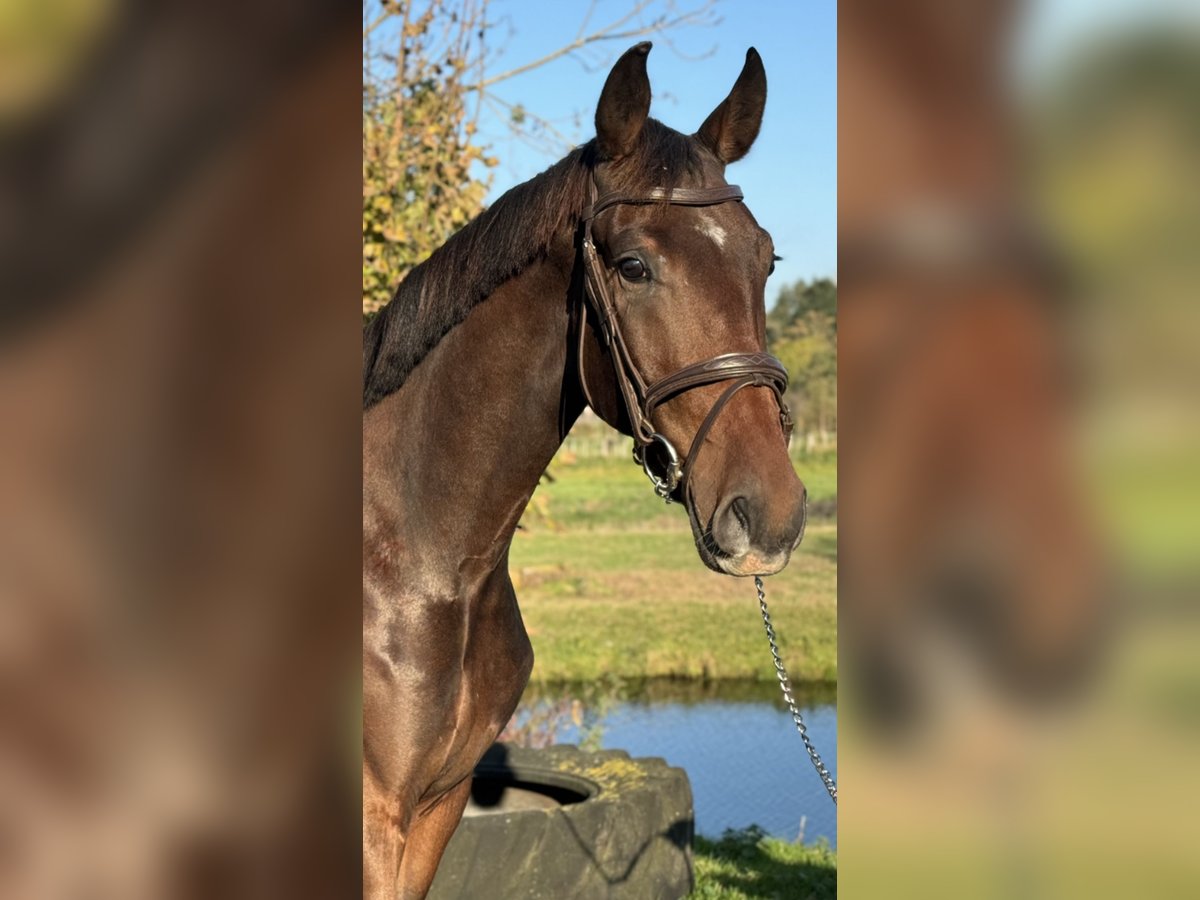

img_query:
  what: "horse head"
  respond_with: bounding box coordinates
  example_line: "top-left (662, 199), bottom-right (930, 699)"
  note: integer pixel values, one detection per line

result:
top-left (576, 43), bottom-right (807, 577)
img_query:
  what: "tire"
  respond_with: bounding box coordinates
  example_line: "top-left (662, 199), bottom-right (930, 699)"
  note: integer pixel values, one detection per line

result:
top-left (428, 743), bottom-right (694, 900)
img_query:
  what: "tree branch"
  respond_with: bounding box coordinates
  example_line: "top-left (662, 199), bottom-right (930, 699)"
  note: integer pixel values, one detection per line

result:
top-left (363, 9), bottom-right (392, 38)
top-left (466, 0), bottom-right (718, 92)
top-left (485, 94), bottom-right (577, 153)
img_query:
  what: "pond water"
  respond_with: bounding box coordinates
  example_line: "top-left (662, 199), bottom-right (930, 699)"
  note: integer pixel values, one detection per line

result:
top-left (511, 680), bottom-right (837, 848)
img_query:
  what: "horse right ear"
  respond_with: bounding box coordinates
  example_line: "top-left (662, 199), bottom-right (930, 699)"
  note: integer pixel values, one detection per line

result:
top-left (595, 42), bottom-right (652, 161)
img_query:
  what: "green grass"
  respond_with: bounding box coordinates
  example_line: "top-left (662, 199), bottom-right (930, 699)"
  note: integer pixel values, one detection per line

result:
top-left (692, 827), bottom-right (836, 899)
top-left (1090, 438), bottom-right (1200, 574)
top-left (510, 452), bottom-right (837, 684)
top-left (529, 450), bottom-right (837, 532)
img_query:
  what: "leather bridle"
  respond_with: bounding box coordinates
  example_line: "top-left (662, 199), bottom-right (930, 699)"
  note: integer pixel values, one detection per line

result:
top-left (576, 180), bottom-right (794, 503)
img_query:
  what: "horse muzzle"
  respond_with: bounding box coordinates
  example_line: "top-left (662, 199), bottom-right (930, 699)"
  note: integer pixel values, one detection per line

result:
top-left (692, 484), bottom-right (808, 577)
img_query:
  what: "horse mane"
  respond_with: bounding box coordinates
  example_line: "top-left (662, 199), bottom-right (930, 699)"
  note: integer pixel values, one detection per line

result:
top-left (362, 120), bottom-right (704, 408)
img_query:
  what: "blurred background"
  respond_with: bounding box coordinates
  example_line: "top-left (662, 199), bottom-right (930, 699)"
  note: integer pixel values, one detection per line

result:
top-left (838, 0), bottom-right (1200, 897)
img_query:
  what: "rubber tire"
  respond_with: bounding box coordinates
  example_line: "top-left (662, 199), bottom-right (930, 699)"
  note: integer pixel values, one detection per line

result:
top-left (428, 743), bottom-right (694, 900)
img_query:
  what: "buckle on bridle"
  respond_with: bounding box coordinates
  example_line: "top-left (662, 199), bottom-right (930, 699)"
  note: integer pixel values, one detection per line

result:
top-left (633, 433), bottom-right (682, 502)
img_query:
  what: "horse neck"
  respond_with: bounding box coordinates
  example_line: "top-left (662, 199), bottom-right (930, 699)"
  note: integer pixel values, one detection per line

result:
top-left (364, 250), bottom-right (582, 582)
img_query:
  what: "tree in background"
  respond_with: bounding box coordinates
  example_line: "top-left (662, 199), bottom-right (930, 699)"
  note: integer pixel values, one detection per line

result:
top-left (363, 1), bottom-right (493, 316)
top-left (767, 278), bottom-right (837, 448)
top-left (363, 0), bottom-right (719, 316)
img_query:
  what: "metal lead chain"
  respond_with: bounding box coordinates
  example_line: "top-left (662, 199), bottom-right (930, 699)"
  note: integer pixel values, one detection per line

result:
top-left (755, 576), bottom-right (838, 805)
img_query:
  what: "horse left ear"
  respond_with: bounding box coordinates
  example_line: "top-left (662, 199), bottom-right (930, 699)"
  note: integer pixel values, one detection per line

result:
top-left (696, 48), bottom-right (767, 164)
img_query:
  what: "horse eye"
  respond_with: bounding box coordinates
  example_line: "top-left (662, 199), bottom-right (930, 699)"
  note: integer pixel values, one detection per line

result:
top-left (618, 258), bottom-right (647, 281)
top-left (768, 261), bottom-right (776, 276)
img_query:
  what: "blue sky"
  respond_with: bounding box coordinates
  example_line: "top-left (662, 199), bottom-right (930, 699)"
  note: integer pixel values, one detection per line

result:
top-left (474, 0), bottom-right (838, 292)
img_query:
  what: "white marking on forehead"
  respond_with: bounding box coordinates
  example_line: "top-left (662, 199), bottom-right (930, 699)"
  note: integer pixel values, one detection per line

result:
top-left (693, 214), bottom-right (727, 249)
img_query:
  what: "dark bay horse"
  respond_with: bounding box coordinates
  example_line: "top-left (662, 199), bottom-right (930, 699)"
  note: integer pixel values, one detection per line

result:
top-left (362, 43), bottom-right (807, 898)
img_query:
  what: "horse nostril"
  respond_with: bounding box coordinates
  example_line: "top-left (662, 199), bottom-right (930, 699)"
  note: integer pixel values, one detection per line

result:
top-left (711, 495), bottom-right (753, 558)
top-left (730, 496), bottom-right (751, 534)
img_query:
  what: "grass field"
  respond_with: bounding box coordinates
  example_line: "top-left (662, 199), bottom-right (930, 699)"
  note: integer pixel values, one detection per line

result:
top-left (509, 450), bottom-right (837, 684)
top-left (692, 827), bottom-right (836, 899)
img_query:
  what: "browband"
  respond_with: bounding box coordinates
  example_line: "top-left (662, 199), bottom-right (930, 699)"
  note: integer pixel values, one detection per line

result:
top-left (583, 185), bottom-right (745, 222)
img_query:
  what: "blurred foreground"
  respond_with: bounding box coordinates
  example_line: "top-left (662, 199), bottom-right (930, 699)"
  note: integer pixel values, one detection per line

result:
top-left (839, 1), bottom-right (1200, 896)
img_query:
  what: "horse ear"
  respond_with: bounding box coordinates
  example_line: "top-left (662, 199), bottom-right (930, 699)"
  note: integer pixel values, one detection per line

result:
top-left (595, 42), bottom-right (652, 161)
top-left (696, 48), bottom-right (767, 164)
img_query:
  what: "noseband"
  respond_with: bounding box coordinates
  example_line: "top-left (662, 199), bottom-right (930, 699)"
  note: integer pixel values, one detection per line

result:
top-left (577, 181), bottom-right (794, 502)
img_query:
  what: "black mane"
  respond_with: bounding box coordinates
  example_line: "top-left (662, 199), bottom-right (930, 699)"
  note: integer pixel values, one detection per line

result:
top-left (363, 121), bottom-right (703, 409)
